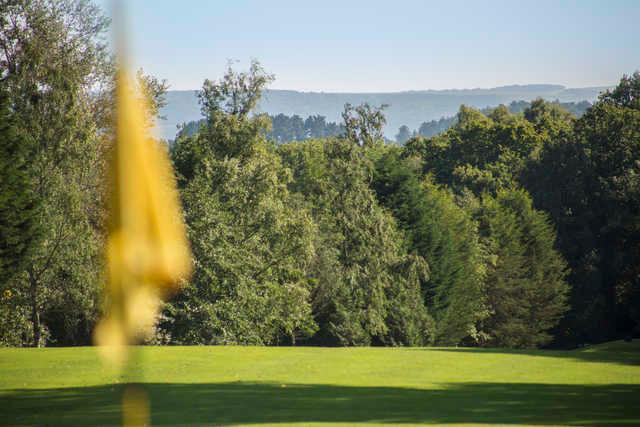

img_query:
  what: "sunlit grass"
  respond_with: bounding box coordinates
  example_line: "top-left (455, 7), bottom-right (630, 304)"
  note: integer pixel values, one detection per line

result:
top-left (1, 341), bottom-right (639, 426)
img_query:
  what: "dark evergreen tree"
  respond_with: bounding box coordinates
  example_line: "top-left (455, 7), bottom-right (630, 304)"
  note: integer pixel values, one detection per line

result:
top-left (373, 150), bottom-right (486, 345)
top-left (571, 73), bottom-right (640, 341)
top-left (279, 139), bottom-right (434, 346)
top-left (0, 87), bottom-right (40, 286)
top-left (523, 72), bottom-right (640, 345)
top-left (476, 189), bottom-right (568, 348)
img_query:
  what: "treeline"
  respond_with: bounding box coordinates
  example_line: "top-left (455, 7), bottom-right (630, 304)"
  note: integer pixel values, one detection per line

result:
top-left (395, 100), bottom-right (593, 142)
top-left (165, 65), bottom-right (639, 348)
top-left (268, 113), bottom-right (345, 142)
top-left (1, 1), bottom-right (639, 348)
top-left (179, 100), bottom-right (591, 146)
top-left (176, 113), bottom-right (345, 144)
top-left (164, 66), bottom-right (571, 348)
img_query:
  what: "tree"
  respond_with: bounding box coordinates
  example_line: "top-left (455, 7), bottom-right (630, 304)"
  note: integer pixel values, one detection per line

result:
top-left (166, 62), bottom-right (317, 345)
top-left (136, 69), bottom-right (169, 126)
top-left (342, 103), bottom-right (387, 147)
top-left (0, 86), bottom-right (40, 286)
top-left (395, 125), bottom-right (411, 144)
top-left (476, 189), bottom-right (568, 348)
top-left (264, 114), bottom-right (344, 143)
top-left (405, 104), bottom-right (541, 195)
top-left (279, 138), bottom-right (434, 346)
top-left (414, 100), bottom-right (589, 140)
top-left (0, 84), bottom-right (42, 346)
top-left (418, 117), bottom-right (455, 137)
top-left (523, 98), bottom-right (575, 141)
top-left (522, 73), bottom-right (640, 345)
top-left (373, 151), bottom-right (486, 345)
top-left (600, 71), bottom-right (640, 109)
top-left (0, 0), bottom-right (110, 346)
top-left (570, 74), bottom-right (640, 341)
top-left (199, 60), bottom-right (274, 118)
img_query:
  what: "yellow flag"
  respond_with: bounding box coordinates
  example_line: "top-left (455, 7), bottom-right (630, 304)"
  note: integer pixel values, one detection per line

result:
top-left (94, 68), bottom-right (191, 366)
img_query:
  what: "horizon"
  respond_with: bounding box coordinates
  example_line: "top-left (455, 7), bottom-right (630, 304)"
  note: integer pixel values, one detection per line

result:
top-left (164, 82), bottom-right (613, 94)
top-left (95, 0), bottom-right (640, 93)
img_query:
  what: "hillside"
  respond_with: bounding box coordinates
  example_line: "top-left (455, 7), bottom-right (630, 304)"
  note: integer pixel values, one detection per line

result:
top-left (2, 341), bottom-right (639, 426)
top-left (157, 84), bottom-right (609, 140)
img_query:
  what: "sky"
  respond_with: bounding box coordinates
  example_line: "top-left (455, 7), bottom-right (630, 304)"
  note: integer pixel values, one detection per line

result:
top-left (96, 0), bottom-right (640, 92)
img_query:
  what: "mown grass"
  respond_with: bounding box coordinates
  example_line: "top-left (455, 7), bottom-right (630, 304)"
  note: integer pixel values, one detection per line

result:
top-left (1, 341), bottom-right (639, 426)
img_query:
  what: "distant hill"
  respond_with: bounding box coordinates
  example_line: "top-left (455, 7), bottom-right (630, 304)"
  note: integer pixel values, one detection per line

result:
top-left (157, 84), bottom-right (609, 140)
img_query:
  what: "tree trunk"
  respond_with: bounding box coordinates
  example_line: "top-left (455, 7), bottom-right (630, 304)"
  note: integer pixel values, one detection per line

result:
top-left (29, 270), bottom-right (40, 347)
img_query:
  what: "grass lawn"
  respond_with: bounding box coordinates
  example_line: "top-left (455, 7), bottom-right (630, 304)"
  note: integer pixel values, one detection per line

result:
top-left (1, 340), bottom-right (639, 426)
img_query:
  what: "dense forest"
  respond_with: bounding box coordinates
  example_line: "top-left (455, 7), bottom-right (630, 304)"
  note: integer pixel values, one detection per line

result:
top-left (1, 1), bottom-right (638, 349)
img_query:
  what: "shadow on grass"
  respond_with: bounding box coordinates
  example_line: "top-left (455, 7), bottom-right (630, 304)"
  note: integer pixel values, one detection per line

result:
top-left (3, 381), bottom-right (639, 426)
top-left (432, 340), bottom-right (640, 366)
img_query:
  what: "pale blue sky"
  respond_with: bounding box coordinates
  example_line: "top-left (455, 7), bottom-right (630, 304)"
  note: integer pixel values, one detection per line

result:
top-left (97, 0), bottom-right (640, 92)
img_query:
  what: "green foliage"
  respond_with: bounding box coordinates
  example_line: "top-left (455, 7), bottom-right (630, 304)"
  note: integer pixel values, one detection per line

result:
top-left (571, 77), bottom-right (640, 340)
top-left (0, 0), bottom-right (109, 346)
top-left (415, 99), bottom-right (587, 138)
top-left (406, 104), bottom-right (541, 195)
top-left (279, 138), bottom-right (434, 346)
top-left (0, 293), bottom-right (32, 346)
top-left (176, 113), bottom-right (345, 144)
top-left (0, 84), bottom-right (41, 346)
top-left (1, 0), bottom-right (638, 350)
top-left (372, 151), bottom-right (486, 345)
top-left (136, 69), bottom-right (169, 124)
top-left (475, 189), bottom-right (569, 348)
top-left (522, 74), bottom-right (640, 345)
top-left (199, 60), bottom-right (274, 118)
top-left (166, 63), bottom-right (317, 345)
top-left (0, 86), bottom-right (40, 287)
top-left (267, 114), bottom-right (345, 143)
top-left (342, 103), bottom-right (387, 147)
top-left (523, 98), bottom-right (575, 140)
top-left (600, 71), bottom-right (640, 109)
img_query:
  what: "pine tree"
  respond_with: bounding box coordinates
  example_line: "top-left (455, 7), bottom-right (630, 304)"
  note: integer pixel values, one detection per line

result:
top-left (477, 189), bottom-right (568, 348)
top-left (373, 151), bottom-right (486, 345)
top-left (0, 87), bottom-right (40, 286)
top-left (0, 86), bottom-right (42, 346)
top-left (280, 139), bottom-right (434, 346)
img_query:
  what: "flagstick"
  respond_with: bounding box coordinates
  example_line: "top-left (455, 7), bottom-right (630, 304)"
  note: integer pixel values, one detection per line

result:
top-left (122, 345), bottom-right (150, 427)
top-left (109, 1), bottom-right (149, 425)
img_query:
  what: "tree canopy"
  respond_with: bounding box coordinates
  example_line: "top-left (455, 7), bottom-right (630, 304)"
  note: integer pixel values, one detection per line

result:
top-left (1, 0), bottom-right (638, 349)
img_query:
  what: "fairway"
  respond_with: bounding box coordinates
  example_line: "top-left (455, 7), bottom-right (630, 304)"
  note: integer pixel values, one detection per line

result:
top-left (1, 341), bottom-right (639, 426)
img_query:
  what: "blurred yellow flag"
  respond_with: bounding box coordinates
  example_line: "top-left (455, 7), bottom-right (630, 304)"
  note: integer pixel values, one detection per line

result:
top-left (94, 69), bottom-right (191, 366)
